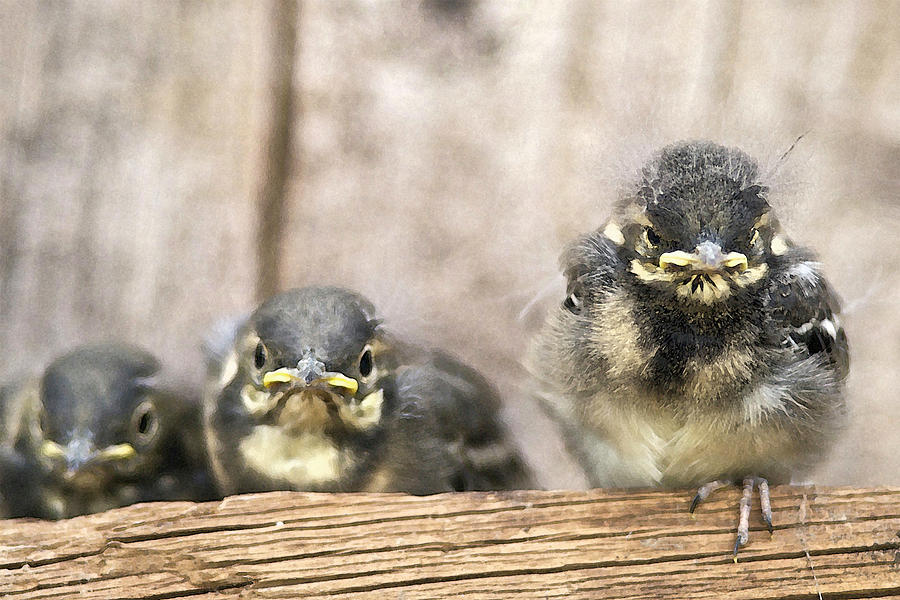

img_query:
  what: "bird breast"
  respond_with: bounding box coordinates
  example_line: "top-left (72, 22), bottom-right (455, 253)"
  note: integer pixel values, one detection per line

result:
top-left (575, 393), bottom-right (796, 488)
top-left (591, 288), bottom-right (759, 402)
top-left (238, 424), bottom-right (348, 488)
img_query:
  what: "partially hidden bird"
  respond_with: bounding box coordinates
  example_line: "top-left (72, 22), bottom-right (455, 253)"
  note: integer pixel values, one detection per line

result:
top-left (0, 344), bottom-right (216, 519)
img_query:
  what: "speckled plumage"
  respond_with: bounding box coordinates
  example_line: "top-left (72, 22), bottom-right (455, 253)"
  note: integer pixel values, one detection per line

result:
top-left (0, 344), bottom-right (215, 519)
top-left (204, 286), bottom-right (531, 496)
top-left (529, 141), bottom-right (849, 551)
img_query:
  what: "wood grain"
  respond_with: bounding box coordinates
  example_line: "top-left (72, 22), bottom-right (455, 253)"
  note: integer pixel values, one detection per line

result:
top-left (2, 486), bottom-right (898, 599)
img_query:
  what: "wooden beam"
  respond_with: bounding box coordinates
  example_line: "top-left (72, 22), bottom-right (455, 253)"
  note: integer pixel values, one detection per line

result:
top-left (2, 486), bottom-right (898, 599)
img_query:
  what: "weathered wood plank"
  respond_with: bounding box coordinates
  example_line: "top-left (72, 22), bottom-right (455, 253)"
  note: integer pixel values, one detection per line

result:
top-left (1, 487), bottom-right (898, 598)
top-left (0, 0), bottom-right (898, 498)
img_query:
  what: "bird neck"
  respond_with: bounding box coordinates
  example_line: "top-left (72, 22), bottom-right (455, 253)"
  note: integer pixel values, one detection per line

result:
top-left (626, 284), bottom-right (768, 404)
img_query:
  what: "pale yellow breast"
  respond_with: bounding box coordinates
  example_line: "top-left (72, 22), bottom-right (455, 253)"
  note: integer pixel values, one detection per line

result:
top-left (238, 425), bottom-right (351, 488)
top-left (581, 393), bottom-right (793, 488)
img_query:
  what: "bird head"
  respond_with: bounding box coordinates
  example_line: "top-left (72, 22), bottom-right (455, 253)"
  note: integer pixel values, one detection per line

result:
top-left (35, 345), bottom-right (167, 491)
top-left (218, 287), bottom-right (391, 438)
top-left (536, 141), bottom-right (792, 394)
top-left (596, 141), bottom-right (781, 306)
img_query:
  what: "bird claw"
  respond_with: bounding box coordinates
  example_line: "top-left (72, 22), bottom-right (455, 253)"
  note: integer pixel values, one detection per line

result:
top-left (689, 479), bottom-right (731, 513)
top-left (690, 476), bottom-right (773, 559)
top-left (732, 535), bottom-right (745, 562)
top-left (689, 493), bottom-right (701, 514)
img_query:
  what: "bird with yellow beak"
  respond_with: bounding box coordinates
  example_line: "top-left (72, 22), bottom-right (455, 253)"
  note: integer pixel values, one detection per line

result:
top-left (204, 286), bottom-right (531, 495)
top-left (0, 344), bottom-right (215, 519)
top-left (530, 141), bottom-right (849, 556)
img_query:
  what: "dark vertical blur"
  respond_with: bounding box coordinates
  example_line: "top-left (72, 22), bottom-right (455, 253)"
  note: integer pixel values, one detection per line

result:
top-left (256, 0), bottom-right (299, 302)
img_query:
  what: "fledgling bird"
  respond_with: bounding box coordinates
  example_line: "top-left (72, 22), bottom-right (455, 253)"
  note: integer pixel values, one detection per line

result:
top-left (529, 141), bottom-right (849, 555)
top-left (0, 344), bottom-right (216, 519)
top-left (203, 286), bottom-right (531, 495)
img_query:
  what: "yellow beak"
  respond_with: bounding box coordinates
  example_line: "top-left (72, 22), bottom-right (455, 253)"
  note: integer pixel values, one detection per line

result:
top-left (659, 249), bottom-right (748, 272)
top-left (98, 443), bottom-right (137, 461)
top-left (262, 369), bottom-right (298, 387)
top-left (40, 441), bottom-right (136, 463)
top-left (40, 440), bottom-right (65, 459)
top-left (262, 368), bottom-right (359, 395)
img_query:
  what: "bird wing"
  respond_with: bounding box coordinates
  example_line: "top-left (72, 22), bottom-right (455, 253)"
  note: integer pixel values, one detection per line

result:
top-left (392, 352), bottom-right (533, 491)
top-left (147, 386), bottom-right (219, 501)
top-left (766, 256), bottom-right (850, 379)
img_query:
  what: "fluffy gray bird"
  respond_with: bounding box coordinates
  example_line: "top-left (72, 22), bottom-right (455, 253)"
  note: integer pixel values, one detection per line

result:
top-left (204, 286), bottom-right (530, 495)
top-left (529, 141), bottom-right (849, 555)
top-left (0, 344), bottom-right (215, 519)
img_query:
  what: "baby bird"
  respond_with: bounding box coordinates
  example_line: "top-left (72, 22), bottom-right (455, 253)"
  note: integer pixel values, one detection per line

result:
top-left (204, 286), bottom-right (530, 495)
top-left (0, 344), bottom-right (215, 519)
top-left (529, 141), bottom-right (849, 555)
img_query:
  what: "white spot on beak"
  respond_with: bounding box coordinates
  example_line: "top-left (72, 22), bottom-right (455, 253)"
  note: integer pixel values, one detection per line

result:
top-left (694, 241), bottom-right (724, 268)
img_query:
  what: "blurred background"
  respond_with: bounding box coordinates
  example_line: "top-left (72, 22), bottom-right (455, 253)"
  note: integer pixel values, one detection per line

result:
top-left (0, 1), bottom-right (897, 489)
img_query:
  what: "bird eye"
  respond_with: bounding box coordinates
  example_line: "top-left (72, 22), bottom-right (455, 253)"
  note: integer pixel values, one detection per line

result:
top-left (643, 227), bottom-right (661, 247)
top-left (131, 400), bottom-right (159, 444)
top-left (563, 284), bottom-right (584, 315)
top-left (253, 342), bottom-right (267, 370)
top-left (358, 346), bottom-right (375, 380)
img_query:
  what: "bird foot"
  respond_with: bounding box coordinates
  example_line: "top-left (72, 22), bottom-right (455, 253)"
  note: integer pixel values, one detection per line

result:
top-left (689, 476), bottom-right (773, 560)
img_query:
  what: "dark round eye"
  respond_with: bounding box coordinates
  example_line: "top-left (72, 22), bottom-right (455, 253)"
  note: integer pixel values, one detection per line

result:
top-left (358, 347), bottom-right (374, 378)
top-left (645, 227), bottom-right (661, 246)
top-left (563, 285), bottom-right (583, 315)
top-left (254, 342), bottom-right (267, 370)
top-left (132, 401), bottom-right (159, 444)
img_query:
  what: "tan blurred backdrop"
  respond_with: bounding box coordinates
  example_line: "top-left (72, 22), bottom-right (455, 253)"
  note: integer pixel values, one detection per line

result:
top-left (0, 1), bottom-right (897, 488)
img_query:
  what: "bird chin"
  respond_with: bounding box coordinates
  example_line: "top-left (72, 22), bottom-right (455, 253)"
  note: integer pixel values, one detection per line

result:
top-left (54, 469), bottom-right (110, 492)
top-left (629, 259), bottom-right (748, 306)
top-left (673, 273), bottom-right (732, 305)
top-left (669, 263), bottom-right (769, 305)
top-left (276, 389), bottom-right (344, 435)
top-left (275, 388), bottom-right (385, 436)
